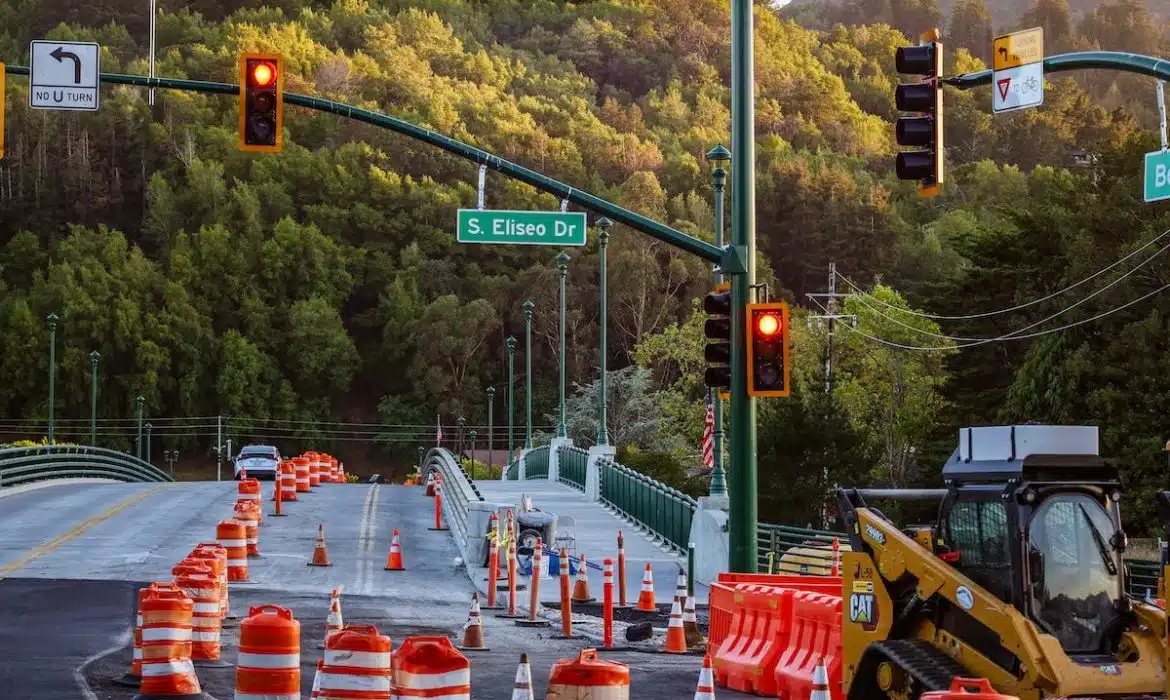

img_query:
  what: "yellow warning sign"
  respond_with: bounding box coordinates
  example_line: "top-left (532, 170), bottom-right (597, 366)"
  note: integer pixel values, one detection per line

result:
top-left (993, 27), bottom-right (1044, 71)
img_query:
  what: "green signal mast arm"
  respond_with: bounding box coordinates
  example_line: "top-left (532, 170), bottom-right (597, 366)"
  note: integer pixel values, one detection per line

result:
top-left (946, 50), bottom-right (1170, 88)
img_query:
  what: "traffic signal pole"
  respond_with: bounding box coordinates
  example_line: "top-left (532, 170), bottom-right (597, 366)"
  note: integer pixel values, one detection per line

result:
top-left (728, 0), bottom-right (758, 573)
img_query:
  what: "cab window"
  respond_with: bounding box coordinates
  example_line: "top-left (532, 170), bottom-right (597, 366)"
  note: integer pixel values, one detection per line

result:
top-left (947, 500), bottom-right (1012, 601)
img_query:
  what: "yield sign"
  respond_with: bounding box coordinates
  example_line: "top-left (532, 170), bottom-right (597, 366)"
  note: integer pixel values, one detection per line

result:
top-left (997, 78), bottom-right (1011, 101)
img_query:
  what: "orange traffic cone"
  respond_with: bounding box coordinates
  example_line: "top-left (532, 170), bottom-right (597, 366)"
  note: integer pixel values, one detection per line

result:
top-left (456, 592), bottom-right (489, 651)
top-left (308, 523), bottom-right (332, 567)
top-left (693, 653), bottom-right (715, 700)
top-left (384, 529), bottom-right (405, 571)
top-left (636, 563), bottom-right (656, 612)
top-left (683, 593), bottom-right (703, 648)
top-left (663, 599), bottom-right (687, 653)
top-left (317, 587), bottom-right (343, 649)
top-left (571, 554), bottom-right (594, 603)
top-left (511, 653), bottom-right (534, 700)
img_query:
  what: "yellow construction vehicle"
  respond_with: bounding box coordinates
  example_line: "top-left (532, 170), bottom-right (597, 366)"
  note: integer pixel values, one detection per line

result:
top-left (837, 425), bottom-right (1168, 700)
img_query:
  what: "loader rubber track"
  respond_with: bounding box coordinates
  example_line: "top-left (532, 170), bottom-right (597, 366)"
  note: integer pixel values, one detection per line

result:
top-left (851, 639), bottom-right (971, 700)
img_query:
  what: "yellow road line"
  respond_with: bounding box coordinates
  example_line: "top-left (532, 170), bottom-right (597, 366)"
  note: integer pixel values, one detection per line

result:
top-left (0, 484), bottom-right (170, 581)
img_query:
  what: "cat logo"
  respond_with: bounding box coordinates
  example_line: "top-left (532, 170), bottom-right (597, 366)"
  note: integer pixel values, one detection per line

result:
top-left (849, 592), bottom-right (874, 624)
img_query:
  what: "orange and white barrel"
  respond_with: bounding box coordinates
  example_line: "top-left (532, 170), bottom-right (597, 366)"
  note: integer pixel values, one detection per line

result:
top-left (391, 636), bottom-right (470, 700)
top-left (172, 561), bottom-right (221, 661)
top-left (129, 582), bottom-right (177, 682)
top-left (308, 452), bottom-right (322, 488)
top-left (330, 457), bottom-right (340, 482)
top-left (280, 461), bottom-right (298, 501)
top-left (237, 476), bottom-right (262, 510)
top-left (236, 604), bottom-right (301, 700)
top-left (317, 624), bottom-right (392, 700)
top-left (233, 501), bottom-right (261, 557)
top-left (294, 457), bottom-right (311, 492)
top-left (216, 519), bottom-right (249, 582)
top-left (546, 649), bottom-right (629, 699)
top-left (190, 542), bottom-right (228, 619)
top-left (139, 585), bottom-right (202, 696)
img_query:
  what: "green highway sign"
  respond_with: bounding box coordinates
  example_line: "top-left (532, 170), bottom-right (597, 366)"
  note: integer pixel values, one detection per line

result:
top-left (457, 209), bottom-right (588, 246)
top-left (1145, 150), bottom-right (1170, 203)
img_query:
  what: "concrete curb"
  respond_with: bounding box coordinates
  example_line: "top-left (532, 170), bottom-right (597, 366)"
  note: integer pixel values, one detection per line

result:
top-left (0, 477), bottom-right (120, 500)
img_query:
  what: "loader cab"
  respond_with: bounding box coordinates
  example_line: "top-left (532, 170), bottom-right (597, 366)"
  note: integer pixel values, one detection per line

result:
top-left (937, 425), bottom-right (1128, 658)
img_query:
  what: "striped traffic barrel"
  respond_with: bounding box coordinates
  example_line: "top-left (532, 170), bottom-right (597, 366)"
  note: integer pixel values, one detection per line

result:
top-left (233, 501), bottom-right (261, 557)
top-left (237, 477), bottom-right (262, 511)
top-left (279, 461), bottom-right (298, 502)
top-left (172, 561), bottom-right (221, 661)
top-left (294, 457), bottom-right (311, 492)
top-left (190, 543), bottom-right (228, 619)
top-left (305, 451), bottom-right (321, 488)
top-left (216, 520), bottom-right (249, 582)
top-left (139, 584), bottom-right (203, 696)
top-left (546, 649), bottom-right (630, 699)
top-left (391, 635), bottom-right (469, 699)
top-left (317, 624), bottom-right (392, 699)
top-left (235, 604), bottom-right (300, 700)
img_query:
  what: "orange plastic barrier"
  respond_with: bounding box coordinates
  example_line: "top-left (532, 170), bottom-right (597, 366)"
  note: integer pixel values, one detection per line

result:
top-left (708, 573), bottom-right (841, 655)
top-left (711, 584), bottom-right (794, 695)
top-left (774, 591), bottom-right (843, 700)
top-left (391, 635), bottom-right (470, 699)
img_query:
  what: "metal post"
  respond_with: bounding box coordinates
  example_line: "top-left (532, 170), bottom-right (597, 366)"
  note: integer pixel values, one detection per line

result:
top-left (135, 395), bottom-right (145, 460)
top-left (555, 252), bottom-right (570, 438)
top-left (46, 313), bottom-right (58, 444)
top-left (729, 0), bottom-right (758, 573)
top-left (706, 145), bottom-right (730, 498)
top-left (148, 0), bottom-right (157, 106)
top-left (469, 429), bottom-right (477, 478)
top-left (216, 414), bottom-right (223, 482)
top-left (596, 219), bottom-right (612, 446)
top-left (487, 386), bottom-right (495, 478)
top-left (88, 350), bottom-right (101, 446)
top-left (145, 422), bottom-right (153, 465)
top-left (457, 416), bottom-right (466, 459)
top-left (506, 336), bottom-right (517, 469)
top-left (523, 300), bottom-right (534, 449)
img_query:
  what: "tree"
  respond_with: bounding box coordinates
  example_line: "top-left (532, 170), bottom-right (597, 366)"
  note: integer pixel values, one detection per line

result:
top-left (557, 366), bottom-right (667, 451)
top-left (947, 0), bottom-right (993, 64)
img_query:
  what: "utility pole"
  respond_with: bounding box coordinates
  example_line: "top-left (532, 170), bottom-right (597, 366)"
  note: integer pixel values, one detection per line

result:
top-left (805, 262), bottom-right (856, 528)
top-left (216, 414), bottom-right (223, 482)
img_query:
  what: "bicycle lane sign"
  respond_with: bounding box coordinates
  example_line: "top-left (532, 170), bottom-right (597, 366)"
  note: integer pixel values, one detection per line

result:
top-left (992, 62), bottom-right (1044, 114)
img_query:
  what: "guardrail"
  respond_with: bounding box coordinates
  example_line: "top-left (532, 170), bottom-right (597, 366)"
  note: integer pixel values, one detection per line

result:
top-left (598, 458), bottom-right (696, 552)
top-left (505, 459), bottom-right (519, 480)
top-left (1127, 558), bottom-right (1159, 598)
top-left (421, 447), bottom-right (483, 561)
top-left (558, 445), bottom-right (588, 491)
top-left (525, 446), bottom-right (550, 479)
top-left (0, 445), bottom-right (174, 487)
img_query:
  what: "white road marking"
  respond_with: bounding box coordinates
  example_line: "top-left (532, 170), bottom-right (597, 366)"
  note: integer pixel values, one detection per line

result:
top-left (74, 627), bottom-right (133, 700)
top-left (356, 484), bottom-right (380, 595)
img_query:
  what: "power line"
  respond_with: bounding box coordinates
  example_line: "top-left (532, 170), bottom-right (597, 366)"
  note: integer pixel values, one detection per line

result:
top-left (838, 226), bottom-right (1170, 320)
top-left (844, 239), bottom-right (1170, 343)
top-left (844, 280), bottom-right (1170, 351)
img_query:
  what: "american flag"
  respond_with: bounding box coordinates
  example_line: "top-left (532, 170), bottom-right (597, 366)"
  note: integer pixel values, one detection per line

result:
top-left (701, 391), bottom-right (715, 469)
top-left (436, 414), bottom-right (444, 446)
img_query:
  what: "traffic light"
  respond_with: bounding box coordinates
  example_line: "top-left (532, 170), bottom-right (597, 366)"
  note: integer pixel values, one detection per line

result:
top-left (703, 283), bottom-right (732, 389)
top-left (895, 29), bottom-right (943, 197)
top-left (746, 301), bottom-right (790, 398)
top-left (239, 53), bottom-right (283, 152)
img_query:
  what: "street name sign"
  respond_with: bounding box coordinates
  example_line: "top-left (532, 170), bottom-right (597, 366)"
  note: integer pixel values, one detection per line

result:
top-left (1144, 150), bottom-right (1170, 203)
top-left (992, 62), bottom-right (1044, 114)
top-left (993, 27), bottom-right (1044, 71)
top-left (29, 40), bottom-right (101, 111)
top-left (457, 209), bottom-right (588, 246)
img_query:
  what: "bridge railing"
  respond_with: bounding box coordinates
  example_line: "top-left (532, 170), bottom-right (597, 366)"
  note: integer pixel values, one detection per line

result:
top-left (525, 446), bottom-right (550, 479)
top-left (421, 447), bottom-right (483, 561)
top-left (558, 446), bottom-right (588, 491)
top-left (0, 444), bottom-right (174, 486)
top-left (598, 457), bottom-right (696, 552)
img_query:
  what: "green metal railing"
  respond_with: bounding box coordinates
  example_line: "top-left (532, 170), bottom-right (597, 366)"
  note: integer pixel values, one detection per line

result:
top-left (598, 458), bottom-right (697, 552)
top-left (558, 446), bottom-right (588, 491)
top-left (525, 446), bottom-right (550, 479)
top-left (0, 445), bottom-right (173, 486)
top-left (505, 459), bottom-right (519, 481)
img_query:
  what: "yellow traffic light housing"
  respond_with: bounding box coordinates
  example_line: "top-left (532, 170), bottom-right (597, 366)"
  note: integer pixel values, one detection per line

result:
top-left (746, 301), bottom-right (790, 398)
top-left (894, 29), bottom-right (944, 198)
top-left (238, 53), bottom-right (283, 152)
top-left (703, 282), bottom-right (733, 390)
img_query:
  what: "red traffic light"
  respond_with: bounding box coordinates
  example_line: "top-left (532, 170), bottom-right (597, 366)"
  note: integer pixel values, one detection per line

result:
top-left (757, 312), bottom-right (781, 338)
top-left (251, 61), bottom-right (276, 87)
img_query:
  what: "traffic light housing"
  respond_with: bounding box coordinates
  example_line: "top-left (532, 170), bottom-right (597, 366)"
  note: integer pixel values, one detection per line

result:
top-left (746, 302), bottom-right (790, 398)
top-left (703, 283), bottom-right (732, 389)
top-left (239, 53), bottom-right (283, 152)
top-left (895, 29), bottom-right (943, 197)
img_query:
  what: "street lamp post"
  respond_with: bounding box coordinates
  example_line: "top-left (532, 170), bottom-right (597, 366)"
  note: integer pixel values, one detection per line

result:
top-left (729, 0), bottom-right (759, 572)
top-left (706, 144), bottom-right (731, 499)
top-left (555, 252), bottom-right (570, 439)
top-left (523, 300), bottom-right (534, 449)
top-left (88, 350), bottom-right (101, 446)
top-left (469, 429), bottom-right (477, 478)
top-left (486, 386), bottom-right (495, 479)
top-left (506, 336), bottom-right (517, 471)
top-left (46, 313), bottom-right (58, 444)
top-left (596, 219), bottom-right (612, 446)
top-left (164, 449), bottom-right (178, 477)
top-left (145, 422), bottom-right (153, 466)
top-left (457, 416), bottom-right (466, 458)
top-left (135, 395), bottom-right (145, 460)
top-left (417, 445), bottom-right (425, 473)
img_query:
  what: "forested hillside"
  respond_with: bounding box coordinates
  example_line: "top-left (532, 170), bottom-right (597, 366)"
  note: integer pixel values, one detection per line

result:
top-left (1, 0), bottom-right (1169, 530)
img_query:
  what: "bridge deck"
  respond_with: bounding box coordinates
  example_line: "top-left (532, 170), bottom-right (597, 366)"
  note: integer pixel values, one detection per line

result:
top-left (472, 479), bottom-right (709, 605)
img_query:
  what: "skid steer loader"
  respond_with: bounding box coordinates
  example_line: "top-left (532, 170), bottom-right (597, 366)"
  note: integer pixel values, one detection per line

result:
top-left (837, 424), bottom-right (1168, 700)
